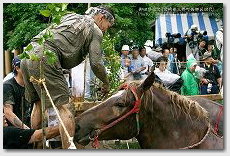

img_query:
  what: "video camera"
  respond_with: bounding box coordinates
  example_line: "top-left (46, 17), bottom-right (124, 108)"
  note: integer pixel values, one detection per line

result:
top-left (198, 30), bottom-right (207, 38)
top-left (165, 32), bottom-right (182, 44)
top-left (165, 32), bottom-right (181, 38)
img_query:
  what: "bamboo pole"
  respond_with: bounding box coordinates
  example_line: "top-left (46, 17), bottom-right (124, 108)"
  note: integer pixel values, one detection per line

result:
top-left (40, 58), bottom-right (47, 149)
top-left (4, 50), bottom-right (11, 76)
top-left (83, 3), bottom-right (91, 99)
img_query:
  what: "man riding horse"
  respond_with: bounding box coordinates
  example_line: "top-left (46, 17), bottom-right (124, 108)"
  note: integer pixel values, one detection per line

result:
top-left (21, 6), bottom-right (115, 148)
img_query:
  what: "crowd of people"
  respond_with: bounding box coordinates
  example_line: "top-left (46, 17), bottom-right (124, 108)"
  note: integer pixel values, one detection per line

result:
top-left (119, 24), bottom-right (223, 96)
top-left (3, 5), bottom-right (223, 149)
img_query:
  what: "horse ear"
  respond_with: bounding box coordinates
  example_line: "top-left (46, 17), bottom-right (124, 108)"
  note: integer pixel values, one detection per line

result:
top-left (140, 71), bottom-right (155, 92)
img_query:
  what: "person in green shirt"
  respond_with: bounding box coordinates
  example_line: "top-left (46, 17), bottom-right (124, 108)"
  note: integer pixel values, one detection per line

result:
top-left (181, 56), bottom-right (200, 95)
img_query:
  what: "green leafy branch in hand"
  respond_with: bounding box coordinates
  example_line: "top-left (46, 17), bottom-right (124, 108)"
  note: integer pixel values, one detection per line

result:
top-left (102, 33), bottom-right (122, 94)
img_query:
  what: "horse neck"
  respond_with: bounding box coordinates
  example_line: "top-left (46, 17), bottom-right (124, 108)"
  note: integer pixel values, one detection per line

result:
top-left (136, 86), bottom-right (209, 149)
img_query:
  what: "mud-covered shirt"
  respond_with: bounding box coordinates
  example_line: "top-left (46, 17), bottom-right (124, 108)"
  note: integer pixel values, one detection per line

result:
top-left (31, 13), bottom-right (108, 84)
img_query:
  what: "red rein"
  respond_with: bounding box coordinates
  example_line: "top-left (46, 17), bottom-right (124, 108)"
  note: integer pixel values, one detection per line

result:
top-left (214, 105), bottom-right (223, 134)
top-left (91, 84), bottom-right (142, 148)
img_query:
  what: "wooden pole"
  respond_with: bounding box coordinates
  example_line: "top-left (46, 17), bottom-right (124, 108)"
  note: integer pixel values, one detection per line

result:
top-left (40, 57), bottom-right (47, 149)
top-left (83, 3), bottom-right (91, 99)
top-left (4, 50), bottom-right (12, 76)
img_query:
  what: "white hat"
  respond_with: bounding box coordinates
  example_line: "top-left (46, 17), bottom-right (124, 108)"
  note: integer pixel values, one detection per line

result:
top-left (121, 45), bottom-right (129, 51)
top-left (191, 24), bottom-right (198, 30)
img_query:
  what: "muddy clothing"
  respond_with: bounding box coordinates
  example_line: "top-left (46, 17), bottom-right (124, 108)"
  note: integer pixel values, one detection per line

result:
top-left (3, 77), bottom-right (32, 127)
top-left (3, 126), bottom-right (35, 149)
top-left (21, 13), bottom-right (108, 108)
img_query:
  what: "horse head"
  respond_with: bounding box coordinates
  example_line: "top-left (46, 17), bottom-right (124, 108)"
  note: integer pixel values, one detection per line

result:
top-left (74, 72), bottom-right (156, 146)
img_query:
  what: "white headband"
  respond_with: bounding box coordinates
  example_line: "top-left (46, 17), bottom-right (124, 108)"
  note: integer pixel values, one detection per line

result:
top-left (85, 7), bottom-right (115, 25)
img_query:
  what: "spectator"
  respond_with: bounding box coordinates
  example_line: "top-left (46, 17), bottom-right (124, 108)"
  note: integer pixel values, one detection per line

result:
top-left (181, 56), bottom-right (200, 95)
top-left (162, 49), bottom-right (173, 71)
top-left (162, 48), bottom-right (170, 58)
top-left (169, 47), bottom-right (180, 74)
top-left (3, 56), bottom-right (32, 129)
top-left (121, 45), bottom-right (130, 66)
top-left (147, 47), bottom-right (163, 62)
top-left (139, 47), bottom-right (153, 79)
top-left (3, 113), bottom-right (60, 149)
top-left (184, 25), bottom-right (199, 60)
top-left (200, 52), bottom-right (222, 95)
top-left (207, 44), bottom-right (223, 75)
top-left (120, 58), bottom-right (131, 81)
top-left (154, 56), bottom-right (182, 93)
top-left (196, 39), bottom-right (207, 62)
top-left (119, 45), bottom-right (132, 81)
top-left (207, 44), bottom-right (214, 54)
top-left (129, 48), bottom-right (146, 80)
top-left (214, 26), bottom-right (223, 62)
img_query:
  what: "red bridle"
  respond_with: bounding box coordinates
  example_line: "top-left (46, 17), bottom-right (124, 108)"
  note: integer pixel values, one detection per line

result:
top-left (214, 105), bottom-right (223, 134)
top-left (90, 83), bottom-right (142, 148)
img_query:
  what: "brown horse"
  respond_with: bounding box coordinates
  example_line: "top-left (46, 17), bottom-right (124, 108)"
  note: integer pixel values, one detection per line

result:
top-left (74, 72), bottom-right (223, 149)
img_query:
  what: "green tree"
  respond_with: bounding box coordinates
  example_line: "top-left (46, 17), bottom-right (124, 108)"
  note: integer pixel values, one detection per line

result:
top-left (3, 3), bottom-right (48, 50)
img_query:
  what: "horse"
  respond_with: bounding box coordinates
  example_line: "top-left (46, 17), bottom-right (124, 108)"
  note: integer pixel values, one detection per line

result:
top-left (74, 72), bottom-right (223, 149)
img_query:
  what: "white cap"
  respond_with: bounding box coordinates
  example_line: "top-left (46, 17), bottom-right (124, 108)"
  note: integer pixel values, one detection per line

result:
top-left (121, 45), bottom-right (129, 51)
top-left (191, 24), bottom-right (198, 30)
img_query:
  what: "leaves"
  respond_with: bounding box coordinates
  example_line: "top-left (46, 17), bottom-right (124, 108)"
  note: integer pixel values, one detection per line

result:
top-left (29, 53), bottom-right (40, 61)
top-left (40, 10), bottom-right (51, 17)
top-left (61, 3), bottom-right (68, 11)
top-left (43, 49), bottom-right (57, 64)
top-left (24, 43), bottom-right (33, 51)
top-left (18, 51), bottom-right (30, 59)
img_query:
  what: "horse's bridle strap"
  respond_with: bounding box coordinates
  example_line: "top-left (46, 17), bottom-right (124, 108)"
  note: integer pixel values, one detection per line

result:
top-left (91, 84), bottom-right (142, 148)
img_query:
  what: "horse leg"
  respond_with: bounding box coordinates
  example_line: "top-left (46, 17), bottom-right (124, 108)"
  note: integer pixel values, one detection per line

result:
top-left (58, 104), bottom-right (75, 149)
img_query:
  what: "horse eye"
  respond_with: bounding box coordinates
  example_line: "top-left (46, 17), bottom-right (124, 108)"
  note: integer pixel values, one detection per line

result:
top-left (116, 103), bottom-right (126, 107)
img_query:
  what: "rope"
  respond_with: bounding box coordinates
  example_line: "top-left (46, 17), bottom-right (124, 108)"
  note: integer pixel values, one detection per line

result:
top-left (179, 123), bottom-right (211, 149)
top-left (30, 76), bottom-right (77, 149)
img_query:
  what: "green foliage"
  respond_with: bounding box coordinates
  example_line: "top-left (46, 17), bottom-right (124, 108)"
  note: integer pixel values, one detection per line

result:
top-left (18, 3), bottom-right (68, 65)
top-left (102, 33), bottom-right (122, 93)
top-left (3, 3), bottom-right (48, 50)
top-left (40, 3), bottom-right (70, 24)
top-left (106, 3), bottom-right (155, 50)
top-left (43, 49), bottom-right (57, 64)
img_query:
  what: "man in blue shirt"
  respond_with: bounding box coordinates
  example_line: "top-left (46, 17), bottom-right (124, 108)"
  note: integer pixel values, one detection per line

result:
top-left (130, 48), bottom-right (146, 80)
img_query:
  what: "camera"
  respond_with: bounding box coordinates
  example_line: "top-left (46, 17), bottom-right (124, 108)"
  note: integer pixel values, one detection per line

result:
top-left (165, 32), bottom-right (181, 38)
top-left (198, 30), bottom-right (207, 38)
top-left (165, 32), bottom-right (182, 44)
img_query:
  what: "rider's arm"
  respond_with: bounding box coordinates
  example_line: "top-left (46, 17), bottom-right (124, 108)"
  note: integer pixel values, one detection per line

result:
top-left (88, 24), bottom-right (109, 85)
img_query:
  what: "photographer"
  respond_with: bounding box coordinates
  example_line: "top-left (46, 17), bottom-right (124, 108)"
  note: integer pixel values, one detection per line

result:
top-left (184, 25), bottom-right (200, 60)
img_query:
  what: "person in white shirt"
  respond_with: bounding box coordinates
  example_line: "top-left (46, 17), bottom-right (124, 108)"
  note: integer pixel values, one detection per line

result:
top-left (154, 56), bottom-right (182, 93)
top-left (215, 26), bottom-right (223, 62)
top-left (147, 47), bottom-right (163, 62)
top-left (139, 47), bottom-right (153, 79)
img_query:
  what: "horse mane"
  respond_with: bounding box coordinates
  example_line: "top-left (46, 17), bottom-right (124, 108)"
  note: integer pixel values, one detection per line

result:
top-left (124, 81), bottom-right (209, 120)
top-left (144, 82), bottom-right (209, 120)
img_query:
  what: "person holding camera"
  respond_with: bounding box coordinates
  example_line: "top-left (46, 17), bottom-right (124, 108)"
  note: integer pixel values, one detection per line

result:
top-left (184, 25), bottom-right (200, 60)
